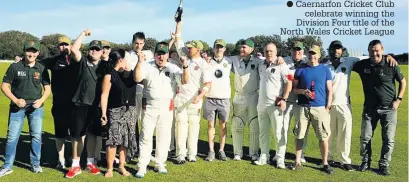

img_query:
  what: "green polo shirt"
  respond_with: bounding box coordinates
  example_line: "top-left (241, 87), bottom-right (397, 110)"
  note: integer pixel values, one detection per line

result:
top-left (2, 61), bottom-right (50, 104)
top-left (353, 56), bottom-right (405, 109)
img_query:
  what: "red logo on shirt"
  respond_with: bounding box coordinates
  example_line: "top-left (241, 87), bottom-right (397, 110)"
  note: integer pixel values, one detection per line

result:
top-left (33, 72), bottom-right (40, 79)
top-left (194, 66), bottom-right (199, 70)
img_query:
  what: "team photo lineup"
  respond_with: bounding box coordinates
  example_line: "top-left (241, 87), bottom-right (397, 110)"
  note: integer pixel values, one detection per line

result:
top-left (0, 1), bottom-right (407, 181)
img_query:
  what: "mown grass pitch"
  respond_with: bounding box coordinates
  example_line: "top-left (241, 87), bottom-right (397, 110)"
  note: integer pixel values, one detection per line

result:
top-left (0, 63), bottom-right (407, 182)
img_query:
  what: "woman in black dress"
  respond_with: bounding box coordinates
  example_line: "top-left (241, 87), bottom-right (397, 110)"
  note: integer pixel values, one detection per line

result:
top-left (100, 49), bottom-right (137, 177)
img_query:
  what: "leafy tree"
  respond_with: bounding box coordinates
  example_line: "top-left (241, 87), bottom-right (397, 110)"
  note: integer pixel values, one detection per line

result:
top-left (144, 38), bottom-right (158, 52)
top-left (0, 30), bottom-right (39, 59)
top-left (225, 43), bottom-right (236, 56)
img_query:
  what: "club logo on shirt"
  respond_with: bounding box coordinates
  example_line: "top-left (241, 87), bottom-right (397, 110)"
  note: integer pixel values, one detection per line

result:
top-left (251, 64), bottom-right (255, 70)
top-left (214, 69), bottom-right (223, 78)
top-left (17, 71), bottom-right (27, 76)
top-left (364, 68), bottom-right (371, 74)
top-left (223, 63), bottom-right (227, 68)
top-left (271, 68), bottom-right (276, 73)
top-left (34, 72), bottom-right (40, 79)
top-left (194, 66), bottom-right (199, 70)
top-left (165, 71), bottom-right (170, 77)
top-left (341, 67), bottom-right (346, 73)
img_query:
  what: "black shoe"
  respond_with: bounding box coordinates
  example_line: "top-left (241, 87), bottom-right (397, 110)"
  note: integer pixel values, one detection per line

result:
top-left (342, 164), bottom-right (353, 171)
top-left (358, 162), bottom-right (370, 172)
top-left (328, 160), bottom-right (336, 166)
top-left (168, 150), bottom-right (176, 158)
top-left (323, 165), bottom-right (334, 174)
top-left (378, 166), bottom-right (390, 176)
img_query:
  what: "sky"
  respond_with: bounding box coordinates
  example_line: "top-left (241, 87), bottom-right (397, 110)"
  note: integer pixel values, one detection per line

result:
top-left (1, 0), bottom-right (408, 54)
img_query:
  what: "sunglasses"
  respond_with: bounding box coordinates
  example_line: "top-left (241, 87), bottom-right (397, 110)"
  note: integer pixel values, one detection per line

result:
top-left (103, 46), bottom-right (111, 50)
top-left (59, 43), bottom-right (69, 46)
top-left (215, 45), bottom-right (224, 49)
top-left (90, 47), bottom-right (101, 51)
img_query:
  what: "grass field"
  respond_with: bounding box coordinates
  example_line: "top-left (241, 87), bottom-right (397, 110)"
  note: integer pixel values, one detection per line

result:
top-left (0, 63), bottom-right (407, 182)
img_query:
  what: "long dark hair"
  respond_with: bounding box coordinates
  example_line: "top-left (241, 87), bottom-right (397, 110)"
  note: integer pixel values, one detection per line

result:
top-left (108, 48), bottom-right (126, 66)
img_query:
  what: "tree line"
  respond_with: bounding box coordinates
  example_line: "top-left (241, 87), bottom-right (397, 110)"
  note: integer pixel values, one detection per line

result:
top-left (0, 30), bottom-right (407, 64)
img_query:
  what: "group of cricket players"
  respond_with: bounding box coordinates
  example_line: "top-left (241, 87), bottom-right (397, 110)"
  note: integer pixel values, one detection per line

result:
top-left (0, 11), bottom-right (406, 180)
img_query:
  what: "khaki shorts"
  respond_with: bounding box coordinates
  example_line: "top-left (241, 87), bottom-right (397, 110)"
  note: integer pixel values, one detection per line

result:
top-left (293, 106), bottom-right (331, 141)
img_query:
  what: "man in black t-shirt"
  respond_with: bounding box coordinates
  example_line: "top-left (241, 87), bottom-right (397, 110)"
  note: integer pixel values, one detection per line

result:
top-left (353, 40), bottom-right (406, 176)
top-left (65, 29), bottom-right (108, 178)
top-left (38, 36), bottom-right (79, 170)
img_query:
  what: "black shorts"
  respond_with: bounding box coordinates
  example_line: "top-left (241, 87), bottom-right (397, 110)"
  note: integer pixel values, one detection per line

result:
top-left (70, 105), bottom-right (101, 138)
top-left (52, 104), bottom-right (74, 138)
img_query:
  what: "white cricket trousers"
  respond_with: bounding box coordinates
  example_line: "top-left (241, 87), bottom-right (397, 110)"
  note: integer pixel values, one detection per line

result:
top-left (329, 104), bottom-right (352, 164)
top-left (138, 104), bottom-right (173, 168)
top-left (258, 105), bottom-right (288, 163)
top-left (175, 99), bottom-right (202, 159)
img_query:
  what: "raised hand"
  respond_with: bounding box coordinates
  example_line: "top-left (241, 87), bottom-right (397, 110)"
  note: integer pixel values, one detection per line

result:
top-left (83, 29), bottom-right (92, 36)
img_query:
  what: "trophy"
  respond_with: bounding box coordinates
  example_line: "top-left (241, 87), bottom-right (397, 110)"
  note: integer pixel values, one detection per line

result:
top-left (174, 0), bottom-right (183, 22)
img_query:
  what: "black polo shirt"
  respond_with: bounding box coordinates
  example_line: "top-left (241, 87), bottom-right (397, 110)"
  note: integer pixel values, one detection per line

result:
top-left (72, 56), bottom-right (110, 106)
top-left (2, 61), bottom-right (50, 104)
top-left (353, 56), bottom-right (405, 109)
top-left (40, 54), bottom-right (79, 105)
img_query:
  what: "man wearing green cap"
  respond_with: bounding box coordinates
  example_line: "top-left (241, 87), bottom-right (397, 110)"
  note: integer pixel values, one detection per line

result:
top-left (283, 41), bottom-right (308, 164)
top-left (12, 36), bottom-right (78, 169)
top-left (292, 45), bottom-right (334, 174)
top-left (227, 38), bottom-right (263, 161)
top-left (134, 42), bottom-right (189, 178)
top-left (203, 39), bottom-right (231, 162)
top-left (101, 40), bottom-right (111, 61)
top-left (65, 29), bottom-right (109, 178)
top-left (172, 20), bottom-right (212, 164)
top-left (0, 40), bottom-right (51, 177)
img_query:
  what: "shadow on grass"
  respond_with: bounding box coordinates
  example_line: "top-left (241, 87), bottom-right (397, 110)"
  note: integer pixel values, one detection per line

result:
top-left (166, 139), bottom-right (323, 166)
top-left (0, 131), bottom-right (77, 173)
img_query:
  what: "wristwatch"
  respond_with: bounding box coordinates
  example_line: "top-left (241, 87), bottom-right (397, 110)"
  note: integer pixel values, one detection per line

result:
top-left (183, 65), bottom-right (188, 69)
top-left (397, 96), bottom-right (403, 101)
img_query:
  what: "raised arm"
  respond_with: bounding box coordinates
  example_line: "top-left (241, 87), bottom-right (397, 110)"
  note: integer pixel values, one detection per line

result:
top-left (180, 56), bottom-right (189, 84)
top-left (168, 31), bottom-right (176, 50)
top-left (71, 29), bottom-right (92, 62)
top-left (134, 51), bottom-right (146, 83)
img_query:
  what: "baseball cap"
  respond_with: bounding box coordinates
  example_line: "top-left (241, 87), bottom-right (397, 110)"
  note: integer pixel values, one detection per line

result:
top-left (58, 36), bottom-right (72, 45)
top-left (24, 40), bottom-right (40, 51)
top-left (214, 39), bottom-right (226, 47)
top-left (294, 41), bottom-right (304, 50)
top-left (329, 40), bottom-right (343, 49)
top-left (89, 40), bottom-right (102, 49)
top-left (240, 39), bottom-right (254, 48)
top-left (186, 40), bottom-right (204, 50)
top-left (155, 42), bottom-right (169, 54)
top-left (309, 45), bottom-right (321, 55)
top-left (101, 40), bottom-right (111, 48)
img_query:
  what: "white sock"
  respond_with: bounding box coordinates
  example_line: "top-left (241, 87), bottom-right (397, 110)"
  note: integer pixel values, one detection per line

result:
top-left (59, 157), bottom-right (65, 164)
top-left (72, 159), bottom-right (80, 167)
top-left (87, 158), bottom-right (95, 165)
